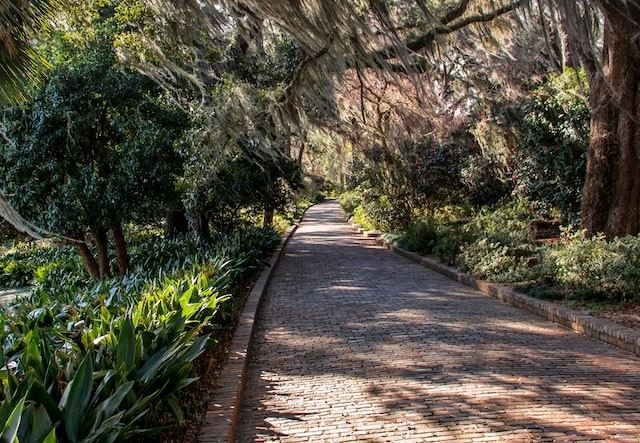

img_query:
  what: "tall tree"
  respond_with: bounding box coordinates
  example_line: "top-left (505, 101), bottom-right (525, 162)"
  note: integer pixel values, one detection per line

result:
top-left (562, 1), bottom-right (640, 236)
top-left (137, 0), bottom-right (638, 236)
top-left (0, 6), bottom-right (186, 278)
top-left (5, 1), bottom-right (640, 235)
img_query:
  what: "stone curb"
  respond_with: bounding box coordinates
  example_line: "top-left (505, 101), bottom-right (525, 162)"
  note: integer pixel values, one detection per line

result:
top-left (197, 218), bottom-right (303, 443)
top-left (349, 221), bottom-right (640, 358)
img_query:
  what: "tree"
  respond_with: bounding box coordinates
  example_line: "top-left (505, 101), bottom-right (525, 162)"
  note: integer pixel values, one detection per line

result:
top-left (5, 1), bottom-right (640, 235)
top-left (131, 0), bottom-right (639, 236)
top-left (0, 9), bottom-right (186, 278)
top-left (564, 1), bottom-right (640, 236)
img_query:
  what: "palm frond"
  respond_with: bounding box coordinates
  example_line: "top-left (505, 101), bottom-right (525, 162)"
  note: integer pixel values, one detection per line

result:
top-left (0, 0), bottom-right (59, 106)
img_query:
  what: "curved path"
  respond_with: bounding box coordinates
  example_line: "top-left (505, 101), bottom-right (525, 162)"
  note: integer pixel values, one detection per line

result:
top-left (236, 201), bottom-right (640, 442)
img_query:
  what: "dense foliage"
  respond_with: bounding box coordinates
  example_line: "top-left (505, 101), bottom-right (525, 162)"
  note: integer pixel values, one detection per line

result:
top-left (351, 197), bottom-right (640, 304)
top-left (182, 142), bottom-right (302, 237)
top-left (511, 69), bottom-right (590, 222)
top-left (0, 227), bottom-right (279, 442)
top-left (341, 66), bottom-right (638, 306)
top-left (0, 9), bottom-right (187, 278)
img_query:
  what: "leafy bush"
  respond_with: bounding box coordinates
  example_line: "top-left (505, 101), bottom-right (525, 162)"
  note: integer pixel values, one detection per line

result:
top-left (339, 190), bottom-right (363, 219)
top-left (391, 199), bottom-right (640, 303)
top-left (460, 151), bottom-right (512, 206)
top-left (457, 239), bottom-right (542, 281)
top-left (453, 199), bottom-right (542, 278)
top-left (543, 229), bottom-right (640, 301)
top-left (393, 219), bottom-right (439, 255)
top-left (363, 195), bottom-right (417, 232)
top-left (346, 140), bottom-right (472, 232)
top-left (351, 206), bottom-right (377, 231)
top-left (512, 68), bottom-right (590, 222)
top-left (0, 243), bottom-right (82, 289)
top-left (0, 259), bottom-right (34, 287)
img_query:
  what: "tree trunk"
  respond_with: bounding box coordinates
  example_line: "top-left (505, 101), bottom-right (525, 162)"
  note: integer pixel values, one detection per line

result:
top-left (196, 210), bottom-right (210, 240)
top-left (77, 242), bottom-right (100, 279)
top-left (94, 226), bottom-right (110, 278)
top-left (263, 209), bottom-right (274, 227)
top-left (111, 221), bottom-right (129, 276)
top-left (165, 209), bottom-right (189, 238)
top-left (556, 5), bottom-right (577, 70)
top-left (580, 2), bottom-right (640, 236)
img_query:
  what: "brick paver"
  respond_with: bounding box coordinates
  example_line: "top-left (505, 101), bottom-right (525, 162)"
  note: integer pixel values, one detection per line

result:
top-left (235, 200), bottom-right (640, 442)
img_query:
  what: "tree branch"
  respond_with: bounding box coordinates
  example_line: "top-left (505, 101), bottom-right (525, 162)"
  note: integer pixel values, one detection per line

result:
top-left (406, 0), bottom-right (526, 53)
top-left (442, 0), bottom-right (473, 24)
top-left (277, 44), bottom-right (331, 103)
top-left (373, 0), bottom-right (526, 60)
top-left (447, 1), bottom-right (527, 34)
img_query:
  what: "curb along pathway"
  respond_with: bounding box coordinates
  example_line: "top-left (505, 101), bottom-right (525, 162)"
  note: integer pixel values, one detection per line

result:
top-left (234, 201), bottom-right (640, 442)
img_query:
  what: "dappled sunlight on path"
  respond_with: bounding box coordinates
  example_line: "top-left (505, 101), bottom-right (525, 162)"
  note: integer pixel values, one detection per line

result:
top-left (236, 200), bottom-right (640, 442)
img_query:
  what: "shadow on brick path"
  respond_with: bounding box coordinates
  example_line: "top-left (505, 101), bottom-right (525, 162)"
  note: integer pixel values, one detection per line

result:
top-left (236, 200), bottom-right (640, 442)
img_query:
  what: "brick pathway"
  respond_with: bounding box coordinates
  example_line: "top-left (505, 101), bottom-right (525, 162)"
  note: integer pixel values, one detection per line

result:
top-left (235, 201), bottom-right (640, 442)
top-left (0, 287), bottom-right (30, 306)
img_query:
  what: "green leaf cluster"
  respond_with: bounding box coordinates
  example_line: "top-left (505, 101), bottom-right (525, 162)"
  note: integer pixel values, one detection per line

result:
top-left (0, 226), bottom-right (279, 441)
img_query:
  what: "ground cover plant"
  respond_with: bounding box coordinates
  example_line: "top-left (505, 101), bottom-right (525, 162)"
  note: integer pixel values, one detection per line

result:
top-left (344, 196), bottom-right (640, 310)
top-left (0, 227), bottom-right (279, 442)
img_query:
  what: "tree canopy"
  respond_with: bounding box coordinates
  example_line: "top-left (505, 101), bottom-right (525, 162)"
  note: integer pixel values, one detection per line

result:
top-left (2, 0), bottom-right (640, 236)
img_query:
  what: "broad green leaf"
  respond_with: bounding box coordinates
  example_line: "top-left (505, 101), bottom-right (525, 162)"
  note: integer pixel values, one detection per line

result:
top-left (167, 315), bottom-right (186, 337)
top-left (174, 377), bottom-right (198, 391)
top-left (96, 381), bottom-right (133, 420)
top-left (42, 428), bottom-right (56, 443)
top-left (86, 411), bottom-right (125, 443)
top-left (1, 397), bottom-right (25, 443)
top-left (135, 347), bottom-right (167, 383)
top-left (179, 335), bottom-right (210, 364)
top-left (179, 286), bottom-right (194, 308)
top-left (0, 400), bottom-right (14, 429)
top-left (165, 395), bottom-right (184, 423)
top-left (88, 371), bottom-right (116, 410)
top-left (116, 318), bottom-right (135, 371)
top-left (26, 380), bottom-right (63, 423)
top-left (18, 402), bottom-right (53, 443)
top-left (61, 353), bottom-right (93, 443)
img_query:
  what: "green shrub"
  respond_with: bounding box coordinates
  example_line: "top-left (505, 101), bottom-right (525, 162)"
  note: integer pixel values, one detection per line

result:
top-left (362, 195), bottom-right (417, 232)
top-left (458, 239), bottom-right (520, 278)
top-left (512, 68), bottom-right (590, 223)
top-left (454, 200), bottom-right (545, 279)
top-left (351, 205), bottom-right (377, 231)
top-left (394, 219), bottom-right (439, 254)
top-left (339, 190), bottom-right (363, 218)
top-left (460, 151), bottom-right (512, 206)
top-left (544, 229), bottom-right (640, 301)
top-left (0, 259), bottom-right (34, 287)
top-left (432, 221), bottom-right (474, 264)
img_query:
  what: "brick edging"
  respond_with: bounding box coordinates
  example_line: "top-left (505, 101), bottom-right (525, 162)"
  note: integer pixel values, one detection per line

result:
top-left (198, 214), bottom-right (305, 442)
top-left (345, 217), bottom-right (640, 358)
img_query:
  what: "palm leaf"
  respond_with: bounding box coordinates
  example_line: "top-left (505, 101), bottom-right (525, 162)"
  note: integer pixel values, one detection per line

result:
top-left (0, 0), bottom-right (60, 106)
